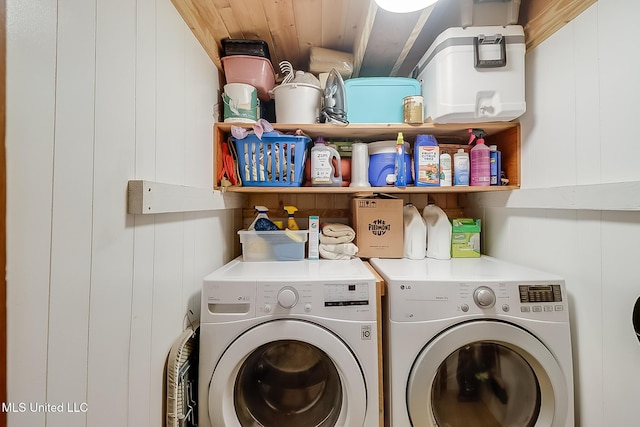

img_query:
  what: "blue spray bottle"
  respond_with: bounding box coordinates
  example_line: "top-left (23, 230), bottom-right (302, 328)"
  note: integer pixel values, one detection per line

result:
top-left (394, 132), bottom-right (407, 188)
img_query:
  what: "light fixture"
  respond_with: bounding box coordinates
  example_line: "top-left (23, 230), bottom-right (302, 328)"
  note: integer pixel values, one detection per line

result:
top-left (374, 0), bottom-right (438, 13)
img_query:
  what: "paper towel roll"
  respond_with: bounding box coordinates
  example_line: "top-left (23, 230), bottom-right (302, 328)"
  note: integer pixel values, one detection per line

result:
top-left (349, 143), bottom-right (371, 187)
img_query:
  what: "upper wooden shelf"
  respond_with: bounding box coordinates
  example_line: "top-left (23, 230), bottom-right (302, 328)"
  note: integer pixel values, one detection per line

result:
top-left (214, 121), bottom-right (518, 142)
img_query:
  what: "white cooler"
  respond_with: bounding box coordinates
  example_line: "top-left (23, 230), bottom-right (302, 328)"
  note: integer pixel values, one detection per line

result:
top-left (415, 25), bottom-right (526, 124)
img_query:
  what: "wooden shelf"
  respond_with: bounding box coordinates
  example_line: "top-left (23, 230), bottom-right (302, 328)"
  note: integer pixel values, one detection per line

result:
top-left (214, 121), bottom-right (518, 141)
top-left (215, 121), bottom-right (521, 193)
top-left (127, 180), bottom-right (245, 215)
top-left (223, 185), bottom-right (519, 194)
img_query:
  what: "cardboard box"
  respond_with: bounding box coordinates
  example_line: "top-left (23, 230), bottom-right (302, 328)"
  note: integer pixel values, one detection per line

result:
top-left (451, 218), bottom-right (481, 258)
top-left (352, 195), bottom-right (403, 258)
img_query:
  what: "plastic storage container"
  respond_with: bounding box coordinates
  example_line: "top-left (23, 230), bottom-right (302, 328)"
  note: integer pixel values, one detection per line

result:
top-left (221, 55), bottom-right (276, 101)
top-left (221, 38), bottom-right (271, 60)
top-left (238, 230), bottom-right (309, 261)
top-left (415, 25), bottom-right (526, 123)
top-left (223, 83), bottom-right (259, 123)
top-left (455, 0), bottom-right (521, 28)
top-left (232, 131), bottom-right (311, 187)
top-left (345, 77), bottom-right (421, 123)
top-left (271, 82), bottom-right (322, 124)
top-left (368, 140), bottom-right (412, 186)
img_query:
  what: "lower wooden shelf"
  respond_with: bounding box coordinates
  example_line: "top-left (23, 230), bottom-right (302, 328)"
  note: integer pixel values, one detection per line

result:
top-left (221, 185), bottom-right (519, 194)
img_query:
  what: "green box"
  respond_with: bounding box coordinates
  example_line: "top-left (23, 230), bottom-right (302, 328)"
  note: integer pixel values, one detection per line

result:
top-left (451, 218), bottom-right (481, 258)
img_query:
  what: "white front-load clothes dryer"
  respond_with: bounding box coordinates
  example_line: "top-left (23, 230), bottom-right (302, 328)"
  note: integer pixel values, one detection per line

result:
top-left (198, 258), bottom-right (380, 427)
top-left (370, 256), bottom-right (574, 427)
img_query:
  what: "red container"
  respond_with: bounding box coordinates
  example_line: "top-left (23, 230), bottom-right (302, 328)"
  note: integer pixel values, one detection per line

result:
top-left (221, 55), bottom-right (275, 101)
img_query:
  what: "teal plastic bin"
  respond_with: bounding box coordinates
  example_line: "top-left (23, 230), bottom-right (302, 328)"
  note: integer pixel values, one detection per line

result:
top-left (345, 77), bottom-right (421, 123)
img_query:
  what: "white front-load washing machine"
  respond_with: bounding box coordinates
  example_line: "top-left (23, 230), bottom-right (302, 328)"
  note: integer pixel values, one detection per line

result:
top-left (199, 257), bottom-right (380, 427)
top-left (370, 256), bottom-right (574, 427)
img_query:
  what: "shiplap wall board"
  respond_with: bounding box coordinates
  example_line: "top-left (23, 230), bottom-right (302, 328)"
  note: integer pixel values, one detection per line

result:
top-left (6, 1), bottom-right (237, 426)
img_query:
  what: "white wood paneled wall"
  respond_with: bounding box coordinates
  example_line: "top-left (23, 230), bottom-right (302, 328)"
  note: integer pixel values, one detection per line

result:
top-left (6, 0), bottom-right (237, 426)
top-left (470, 1), bottom-right (640, 426)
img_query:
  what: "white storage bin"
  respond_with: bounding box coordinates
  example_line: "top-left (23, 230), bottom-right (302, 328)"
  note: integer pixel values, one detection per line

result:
top-left (415, 25), bottom-right (526, 124)
top-left (238, 230), bottom-right (308, 261)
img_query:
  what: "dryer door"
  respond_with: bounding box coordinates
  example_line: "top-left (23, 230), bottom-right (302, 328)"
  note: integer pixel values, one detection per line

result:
top-left (407, 321), bottom-right (569, 427)
top-left (208, 319), bottom-right (367, 427)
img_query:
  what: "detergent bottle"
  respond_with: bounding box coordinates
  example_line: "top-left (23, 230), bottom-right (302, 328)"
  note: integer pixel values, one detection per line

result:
top-left (394, 132), bottom-right (407, 188)
top-left (414, 134), bottom-right (439, 186)
top-left (454, 149), bottom-right (470, 186)
top-left (469, 128), bottom-right (490, 187)
top-left (283, 205), bottom-right (300, 230)
top-left (423, 203), bottom-right (452, 260)
top-left (440, 150), bottom-right (452, 187)
top-left (311, 137), bottom-right (342, 186)
top-left (403, 203), bottom-right (427, 259)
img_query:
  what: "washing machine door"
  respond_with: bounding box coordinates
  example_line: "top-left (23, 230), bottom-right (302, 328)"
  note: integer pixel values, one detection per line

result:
top-left (407, 320), bottom-right (569, 427)
top-left (208, 319), bottom-right (367, 427)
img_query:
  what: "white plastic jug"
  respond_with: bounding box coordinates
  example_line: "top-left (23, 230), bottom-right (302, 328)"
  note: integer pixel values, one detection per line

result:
top-left (422, 204), bottom-right (452, 260)
top-left (311, 137), bottom-right (342, 186)
top-left (403, 203), bottom-right (426, 259)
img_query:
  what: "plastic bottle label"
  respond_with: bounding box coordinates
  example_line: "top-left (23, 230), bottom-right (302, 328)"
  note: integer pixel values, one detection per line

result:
top-left (470, 149), bottom-right (491, 186)
top-left (440, 154), bottom-right (452, 187)
top-left (416, 146), bottom-right (440, 185)
top-left (311, 150), bottom-right (333, 184)
top-left (454, 154), bottom-right (470, 186)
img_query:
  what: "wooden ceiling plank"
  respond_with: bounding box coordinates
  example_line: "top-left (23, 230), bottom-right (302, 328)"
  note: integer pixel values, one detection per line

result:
top-left (210, 0), bottom-right (244, 38)
top-left (171, 0), bottom-right (224, 70)
top-left (339, 0), bottom-right (367, 54)
top-left (389, 5), bottom-right (434, 76)
top-left (321, 0), bottom-right (347, 49)
top-left (359, 8), bottom-right (422, 76)
top-left (228, 0), bottom-right (282, 67)
top-left (351, 0), bottom-right (378, 77)
top-left (523, 0), bottom-right (597, 51)
top-left (262, 0), bottom-right (301, 70)
top-left (293, 0), bottom-right (323, 71)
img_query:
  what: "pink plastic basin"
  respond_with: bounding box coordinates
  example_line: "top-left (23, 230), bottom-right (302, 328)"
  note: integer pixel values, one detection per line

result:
top-left (222, 55), bottom-right (275, 101)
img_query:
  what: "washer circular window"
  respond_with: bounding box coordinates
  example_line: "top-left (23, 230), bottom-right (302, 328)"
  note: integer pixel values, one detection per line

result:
top-left (234, 340), bottom-right (342, 426)
top-left (430, 342), bottom-right (540, 427)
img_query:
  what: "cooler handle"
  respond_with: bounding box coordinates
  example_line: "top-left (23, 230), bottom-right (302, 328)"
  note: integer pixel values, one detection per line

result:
top-left (474, 34), bottom-right (507, 69)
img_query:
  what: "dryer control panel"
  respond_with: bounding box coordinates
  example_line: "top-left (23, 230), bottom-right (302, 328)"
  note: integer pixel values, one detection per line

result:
top-left (519, 284), bottom-right (563, 303)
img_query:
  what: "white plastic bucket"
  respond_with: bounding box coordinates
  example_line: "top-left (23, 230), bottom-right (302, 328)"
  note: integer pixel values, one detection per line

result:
top-left (223, 83), bottom-right (259, 123)
top-left (272, 83), bottom-right (322, 124)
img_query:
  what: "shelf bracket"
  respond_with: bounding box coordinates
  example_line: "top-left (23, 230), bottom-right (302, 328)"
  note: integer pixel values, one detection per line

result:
top-left (127, 180), bottom-right (245, 215)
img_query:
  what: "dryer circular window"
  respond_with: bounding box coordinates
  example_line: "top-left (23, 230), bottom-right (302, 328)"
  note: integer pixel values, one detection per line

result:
top-left (208, 320), bottom-right (367, 427)
top-left (407, 321), bottom-right (568, 427)
top-left (369, 256), bottom-right (575, 427)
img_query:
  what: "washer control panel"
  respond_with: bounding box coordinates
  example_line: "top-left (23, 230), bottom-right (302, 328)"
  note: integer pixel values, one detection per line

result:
top-left (256, 282), bottom-right (373, 320)
top-left (388, 280), bottom-right (567, 322)
top-left (324, 283), bottom-right (369, 307)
